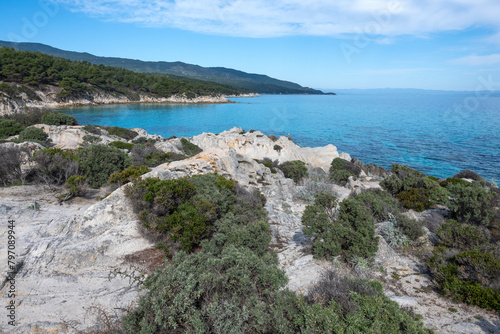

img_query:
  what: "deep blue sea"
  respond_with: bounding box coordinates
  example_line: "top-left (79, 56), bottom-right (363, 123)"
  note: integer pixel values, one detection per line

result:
top-left (58, 91), bottom-right (500, 181)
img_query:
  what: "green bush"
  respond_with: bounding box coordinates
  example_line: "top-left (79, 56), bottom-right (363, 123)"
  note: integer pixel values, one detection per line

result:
top-left (180, 137), bottom-right (203, 156)
top-left (279, 160), bottom-right (308, 183)
top-left (440, 177), bottom-right (471, 188)
top-left (109, 165), bottom-right (150, 184)
top-left (18, 126), bottom-right (48, 142)
top-left (82, 134), bottom-right (101, 143)
top-left (108, 140), bottom-right (134, 151)
top-left (437, 220), bottom-right (490, 250)
top-left (0, 119), bottom-right (24, 139)
top-left (394, 213), bottom-right (425, 242)
top-left (274, 144), bottom-right (282, 152)
top-left (302, 193), bottom-right (378, 260)
top-left (329, 158), bottom-right (361, 186)
top-left (64, 175), bottom-right (86, 197)
top-left (82, 124), bottom-right (102, 135)
top-left (0, 146), bottom-right (28, 186)
top-left (353, 189), bottom-right (399, 222)
top-left (41, 112), bottom-right (78, 126)
top-left (447, 181), bottom-right (496, 226)
top-left (101, 126), bottom-right (138, 140)
top-left (396, 188), bottom-right (433, 212)
top-left (122, 245), bottom-right (288, 333)
top-left (78, 144), bottom-right (132, 188)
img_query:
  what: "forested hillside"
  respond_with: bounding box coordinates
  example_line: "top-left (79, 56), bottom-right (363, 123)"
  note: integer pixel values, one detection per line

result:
top-left (0, 47), bottom-right (249, 100)
top-left (0, 41), bottom-right (331, 95)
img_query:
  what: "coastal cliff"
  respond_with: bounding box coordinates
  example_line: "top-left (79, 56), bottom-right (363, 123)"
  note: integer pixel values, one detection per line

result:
top-left (0, 126), bottom-right (498, 333)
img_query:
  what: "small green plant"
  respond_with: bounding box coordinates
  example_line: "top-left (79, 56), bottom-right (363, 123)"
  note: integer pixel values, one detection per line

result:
top-left (82, 134), bottom-right (102, 143)
top-left (108, 141), bottom-right (134, 151)
top-left (83, 124), bottom-right (102, 135)
top-left (180, 138), bottom-right (203, 156)
top-left (279, 160), bottom-right (308, 183)
top-left (101, 126), bottom-right (138, 140)
top-left (109, 165), bottom-right (150, 184)
top-left (273, 144), bottom-right (282, 152)
top-left (41, 112), bottom-right (78, 126)
top-left (329, 158), bottom-right (360, 186)
top-left (65, 175), bottom-right (86, 197)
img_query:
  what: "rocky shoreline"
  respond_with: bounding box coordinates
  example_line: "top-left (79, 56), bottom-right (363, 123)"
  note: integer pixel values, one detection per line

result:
top-left (0, 126), bottom-right (499, 333)
top-left (0, 82), bottom-right (238, 116)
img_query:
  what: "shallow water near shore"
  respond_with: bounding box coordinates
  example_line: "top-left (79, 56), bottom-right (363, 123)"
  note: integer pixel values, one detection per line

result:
top-left (58, 91), bottom-right (500, 180)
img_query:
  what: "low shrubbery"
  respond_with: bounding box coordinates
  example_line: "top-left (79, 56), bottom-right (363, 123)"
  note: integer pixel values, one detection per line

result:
top-left (279, 160), bottom-right (308, 183)
top-left (329, 157), bottom-right (361, 186)
top-left (41, 112), bottom-right (78, 126)
top-left (0, 119), bottom-right (24, 139)
top-left (109, 165), bottom-right (150, 185)
top-left (82, 134), bottom-right (102, 144)
top-left (18, 126), bottom-right (49, 142)
top-left (99, 126), bottom-right (138, 140)
top-left (108, 141), bottom-right (134, 151)
top-left (427, 219), bottom-right (500, 310)
top-left (31, 148), bottom-right (78, 185)
top-left (302, 192), bottom-right (378, 261)
top-left (180, 137), bottom-right (202, 156)
top-left (131, 143), bottom-right (187, 167)
top-left (381, 164), bottom-right (448, 212)
top-left (78, 144), bottom-right (132, 188)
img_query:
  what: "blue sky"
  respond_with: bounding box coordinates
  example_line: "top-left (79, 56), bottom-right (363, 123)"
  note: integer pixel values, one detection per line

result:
top-left (1, 0), bottom-right (500, 91)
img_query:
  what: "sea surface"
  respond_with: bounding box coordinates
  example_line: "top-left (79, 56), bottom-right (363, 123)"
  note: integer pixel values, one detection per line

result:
top-left (58, 91), bottom-right (500, 180)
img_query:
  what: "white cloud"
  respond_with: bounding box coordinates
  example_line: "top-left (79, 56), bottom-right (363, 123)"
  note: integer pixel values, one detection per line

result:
top-left (52, 0), bottom-right (500, 38)
top-left (452, 54), bottom-right (500, 66)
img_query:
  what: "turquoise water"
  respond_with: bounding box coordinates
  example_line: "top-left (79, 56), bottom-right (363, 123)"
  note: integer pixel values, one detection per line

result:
top-left (58, 92), bottom-right (500, 180)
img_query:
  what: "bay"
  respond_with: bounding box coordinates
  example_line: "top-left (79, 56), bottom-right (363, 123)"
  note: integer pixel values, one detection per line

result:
top-left (58, 91), bottom-right (500, 180)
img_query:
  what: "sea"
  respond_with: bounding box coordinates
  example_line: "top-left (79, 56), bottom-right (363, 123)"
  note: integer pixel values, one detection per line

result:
top-left (57, 90), bottom-right (500, 181)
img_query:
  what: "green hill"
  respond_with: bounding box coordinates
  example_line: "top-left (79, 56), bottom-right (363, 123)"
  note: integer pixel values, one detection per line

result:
top-left (0, 41), bottom-right (332, 95)
top-left (0, 46), bottom-right (248, 100)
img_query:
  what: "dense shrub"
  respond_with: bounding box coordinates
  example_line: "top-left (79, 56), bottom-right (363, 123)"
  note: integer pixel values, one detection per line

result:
top-left (302, 193), bottom-right (378, 261)
top-left (0, 119), bottom-right (24, 139)
top-left (131, 144), bottom-right (186, 167)
top-left (109, 165), bottom-right (150, 184)
top-left (41, 112), bottom-right (78, 126)
top-left (101, 126), bottom-right (138, 140)
top-left (82, 134), bottom-right (101, 144)
top-left (18, 126), bottom-right (48, 142)
top-left (394, 213), bottom-right (425, 242)
top-left (131, 136), bottom-right (157, 144)
top-left (279, 160), bottom-right (308, 183)
top-left (124, 174), bottom-right (268, 254)
top-left (437, 220), bottom-right (490, 250)
top-left (180, 137), bottom-right (202, 156)
top-left (31, 148), bottom-right (78, 185)
top-left (381, 163), bottom-right (448, 210)
top-left (0, 108), bottom-right (49, 127)
top-left (353, 189), bottom-right (399, 222)
top-left (0, 146), bottom-right (29, 186)
top-left (440, 177), bottom-right (471, 188)
top-left (428, 218), bottom-right (500, 310)
top-left (453, 169), bottom-right (485, 182)
top-left (447, 181), bottom-right (496, 226)
top-left (274, 144), bottom-right (282, 152)
top-left (108, 141), bottom-right (134, 151)
top-left (78, 144), bottom-right (132, 188)
top-left (82, 124), bottom-right (102, 135)
top-left (329, 158), bottom-right (361, 186)
top-left (122, 245), bottom-right (288, 333)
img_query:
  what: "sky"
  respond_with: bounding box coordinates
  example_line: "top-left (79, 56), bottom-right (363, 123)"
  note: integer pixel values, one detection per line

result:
top-left (1, 0), bottom-right (500, 91)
